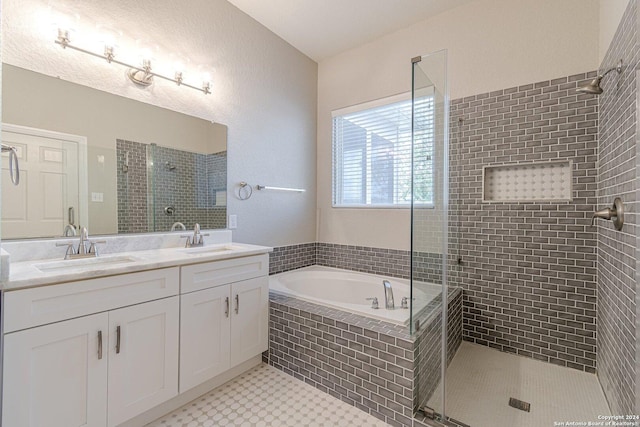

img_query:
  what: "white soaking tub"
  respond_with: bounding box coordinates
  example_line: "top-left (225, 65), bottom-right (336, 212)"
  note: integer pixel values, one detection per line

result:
top-left (269, 265), bottom-right (442, 325)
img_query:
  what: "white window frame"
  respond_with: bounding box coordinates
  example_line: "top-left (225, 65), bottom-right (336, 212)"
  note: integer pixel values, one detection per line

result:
top-left (331, 90), bottom-right (435, 209)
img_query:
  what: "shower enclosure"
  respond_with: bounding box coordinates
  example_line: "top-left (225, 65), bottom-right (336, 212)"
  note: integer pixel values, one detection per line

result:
top-left (410, 49), bottom-right (453, 424)
top-left (116, 141), bottom-right (227, 233)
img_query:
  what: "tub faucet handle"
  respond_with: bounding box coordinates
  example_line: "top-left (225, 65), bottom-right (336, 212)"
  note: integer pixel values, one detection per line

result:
top-left (365, 297), bottom-right (379, 309)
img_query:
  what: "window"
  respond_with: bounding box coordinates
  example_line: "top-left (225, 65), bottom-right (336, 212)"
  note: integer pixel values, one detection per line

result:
top-left (332, 93), bottom-right (434, 207)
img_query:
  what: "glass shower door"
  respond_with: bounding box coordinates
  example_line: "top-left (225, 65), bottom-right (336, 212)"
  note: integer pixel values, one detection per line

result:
top-left (410, 49), bottom-right (451, 423)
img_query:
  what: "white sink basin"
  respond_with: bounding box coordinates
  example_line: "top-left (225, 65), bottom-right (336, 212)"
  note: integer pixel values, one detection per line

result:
top-left (178, 245), bottom-right (242, 255)
top-left (34, 255), bottom-right (140, 273)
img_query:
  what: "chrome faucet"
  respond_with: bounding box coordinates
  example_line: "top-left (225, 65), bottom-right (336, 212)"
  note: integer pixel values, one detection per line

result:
top-left (170, 222), bottom-right (186, 231)
top-left (63, 224), bottom-right (77, 237)
top-left (78, 226), bottom-right (90, 255)
top-left (56, 227), bottom-right (105, 259)
top-left (181, 223), bottom-right (210, 247)
top-left (383, 280), bottom-right (394, 309)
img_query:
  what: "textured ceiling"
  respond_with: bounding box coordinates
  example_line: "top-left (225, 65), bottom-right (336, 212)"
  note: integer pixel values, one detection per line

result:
top-left (227, 0), bottom-right (475, 61)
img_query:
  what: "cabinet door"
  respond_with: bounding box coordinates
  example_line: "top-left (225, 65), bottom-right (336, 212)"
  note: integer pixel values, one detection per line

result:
top-left (230, 276), bottom-right (269, 366)
top-left (2, 313), bottom-right (108, 427)
top-left (107, 297), bottom-right (179, 427)
top-left (180, 285), bottom-right (231, 392)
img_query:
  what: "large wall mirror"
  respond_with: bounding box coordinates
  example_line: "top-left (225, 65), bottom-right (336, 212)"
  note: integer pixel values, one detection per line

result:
top-left (1, 64), bottom-right (228, 239)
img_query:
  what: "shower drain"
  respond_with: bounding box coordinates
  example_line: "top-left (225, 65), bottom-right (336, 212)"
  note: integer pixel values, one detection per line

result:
top-left (509, 397), bottom-right (531, 412)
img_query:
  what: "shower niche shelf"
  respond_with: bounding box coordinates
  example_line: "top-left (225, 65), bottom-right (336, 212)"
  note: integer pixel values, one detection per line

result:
top-left (482, 160), bottom-right (572, 202)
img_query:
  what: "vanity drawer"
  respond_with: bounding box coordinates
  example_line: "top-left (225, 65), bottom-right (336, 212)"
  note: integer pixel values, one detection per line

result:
top-left (4, 267), bottom-right (179, 333)
top-left (181, 254), bottom-right (268, 294)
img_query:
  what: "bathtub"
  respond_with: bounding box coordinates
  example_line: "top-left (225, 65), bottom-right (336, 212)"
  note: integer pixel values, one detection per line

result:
top-left (269, 265), bottom-right (442, 325)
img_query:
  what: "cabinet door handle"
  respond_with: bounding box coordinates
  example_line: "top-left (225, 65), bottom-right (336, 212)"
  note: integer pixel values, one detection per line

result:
top-left (225, 297), bottom-right (230, 318)
top-left (235, 294), bottom-right (239, 314)
top-left (98, 330), bottom-right (103, 360)
top-left (116, 325), bottom-right (121, 354)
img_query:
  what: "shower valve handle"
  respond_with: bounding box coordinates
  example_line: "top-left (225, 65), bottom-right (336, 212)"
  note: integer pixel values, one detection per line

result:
top-left (591, 197), bottom-right (624, 231)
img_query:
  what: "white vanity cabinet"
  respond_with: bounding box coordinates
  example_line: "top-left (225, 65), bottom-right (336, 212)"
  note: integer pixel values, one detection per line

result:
top-left (1, 250), bottom-right (271, 427)
top-left (2, 268), bottom-right (180, 427)
top-left (179, 254), bottom-right (269, 392)
top-left (3, 312), bottom-right (109, 427)
top-left (107, 297), bottom-right (179, 427)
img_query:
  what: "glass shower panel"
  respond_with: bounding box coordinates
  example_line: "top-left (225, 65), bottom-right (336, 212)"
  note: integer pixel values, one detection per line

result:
top-left (411, 49), bottom-right (451, 422)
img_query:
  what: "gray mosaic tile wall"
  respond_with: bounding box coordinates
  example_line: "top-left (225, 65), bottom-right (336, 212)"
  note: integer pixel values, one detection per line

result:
top-left (447, 70), bottom-right (600, 373)
top-left (116, 141), bottom-right (227, 233)
top-left (596, 0), bottom-right (639, 415)
top-left (265, 289), bottom-right (462, 427)
top-left (116, 139), bottom-right (148, 233)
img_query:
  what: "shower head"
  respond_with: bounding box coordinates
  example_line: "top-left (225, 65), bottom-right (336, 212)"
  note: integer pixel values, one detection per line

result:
top-left (577, 60), bottom-right (623, 95)
top-left (577, 76), bottom-right (605, 95)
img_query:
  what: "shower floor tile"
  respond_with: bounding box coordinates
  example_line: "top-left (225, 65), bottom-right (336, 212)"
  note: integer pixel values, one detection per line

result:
top-left (146, 363), bottom-right (389, 427)
top-left (428, 341), bottom-right (611, 427)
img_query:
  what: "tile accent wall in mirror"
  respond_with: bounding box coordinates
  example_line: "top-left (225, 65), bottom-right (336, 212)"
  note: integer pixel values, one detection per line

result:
top-left (1, 64), bottom-right (227, 239)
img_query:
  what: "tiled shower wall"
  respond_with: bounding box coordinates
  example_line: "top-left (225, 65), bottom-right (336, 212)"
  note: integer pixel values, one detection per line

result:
top-left (447, 72), bottom-right (600, 373)
top-left (597, 0), bottom-right (638, 415)
top-left (116, 140), bottom-right (227, 233)
top-left (116, 140), bottom-right (148, 233)
top-left (150, 145), bottom-right (227, 231)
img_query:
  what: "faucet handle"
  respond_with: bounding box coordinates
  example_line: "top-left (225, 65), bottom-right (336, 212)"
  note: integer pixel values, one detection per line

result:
top-left (365, 297), bottom-right (379, 309)
top-left (180, 235), bottom-right (193, 247)
top-left (591, 198), bottom-right (624, 230)
top-left (401, 297), bottom-right (409, 309)
top-left (89, 240), bottom-right (107, 255)
top-left (56, 241), bottom-right (77, 259)
top-left (197, 233), bottom-right (210, 245)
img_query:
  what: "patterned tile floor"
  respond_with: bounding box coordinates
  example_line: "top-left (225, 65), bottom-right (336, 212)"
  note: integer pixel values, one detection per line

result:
top-left (146, 364), bottom-right (390, 427)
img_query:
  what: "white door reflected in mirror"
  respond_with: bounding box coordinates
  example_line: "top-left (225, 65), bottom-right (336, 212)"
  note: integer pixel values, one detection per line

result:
top-left (1, 124), bottom-right (87, 239)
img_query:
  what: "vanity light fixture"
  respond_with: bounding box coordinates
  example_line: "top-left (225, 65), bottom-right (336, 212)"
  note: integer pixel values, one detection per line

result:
top-left (55, 28), bottom-right (211, 95)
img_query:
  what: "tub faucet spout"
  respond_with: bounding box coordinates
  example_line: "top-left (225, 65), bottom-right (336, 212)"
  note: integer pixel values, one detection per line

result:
top-left (383, 280), bottom-right (394, 309)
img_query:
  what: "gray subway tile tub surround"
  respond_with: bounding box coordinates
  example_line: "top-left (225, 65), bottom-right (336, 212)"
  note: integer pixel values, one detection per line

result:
top-left (269, 242), bottom-right (443, 285)
top-left (597, 0), bottom-right (638, 415)
top-left (269, 242), bottom-right (317, 275)
top-left (448, 69), bottom-right (600, 373)
top-left (265, 289), bottom-right (462, 427)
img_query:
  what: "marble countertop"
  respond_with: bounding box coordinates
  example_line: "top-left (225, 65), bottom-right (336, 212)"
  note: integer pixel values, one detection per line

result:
top-left (3, 242), bottom-right (272, 291)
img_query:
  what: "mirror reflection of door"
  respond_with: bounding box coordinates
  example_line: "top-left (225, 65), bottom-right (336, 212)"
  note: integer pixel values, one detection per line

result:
top-left (1, 124), bottom-right (85, 239)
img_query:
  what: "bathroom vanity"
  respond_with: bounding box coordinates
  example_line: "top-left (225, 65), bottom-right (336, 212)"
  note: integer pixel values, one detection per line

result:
top-left (0, 231), bottom-right (271, 427)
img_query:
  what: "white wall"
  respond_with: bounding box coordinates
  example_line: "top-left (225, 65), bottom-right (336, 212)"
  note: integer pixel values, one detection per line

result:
top-left (317, 0), bottom-right (601, 250)
top-left (1, 0), bottom-right (317, 247)
top-left (599, 0), bottom-right (632, 64)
